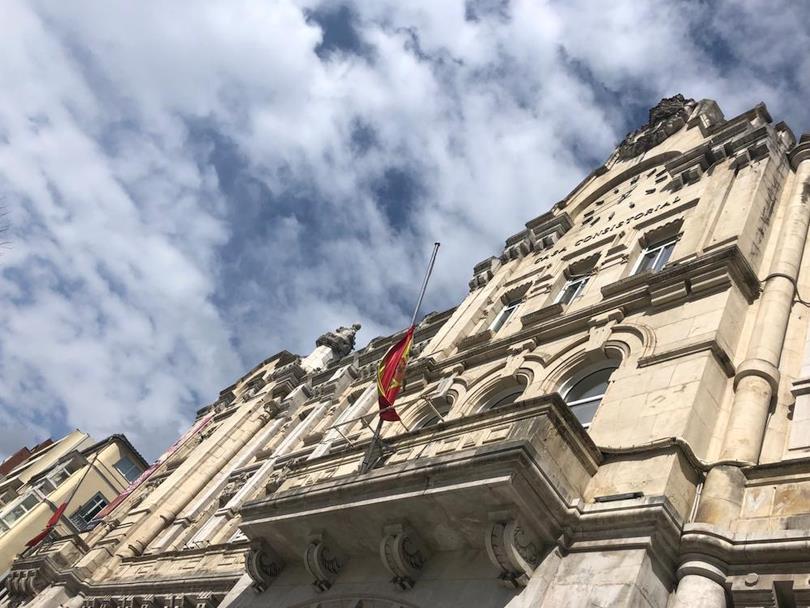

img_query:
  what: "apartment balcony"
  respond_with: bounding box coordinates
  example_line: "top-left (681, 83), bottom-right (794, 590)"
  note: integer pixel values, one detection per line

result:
top-left (238, 394), bottom-right (602, 590)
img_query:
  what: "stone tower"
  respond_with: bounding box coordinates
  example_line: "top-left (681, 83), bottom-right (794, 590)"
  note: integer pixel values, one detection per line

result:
top-left (6, 97), bottom-right (810, 608)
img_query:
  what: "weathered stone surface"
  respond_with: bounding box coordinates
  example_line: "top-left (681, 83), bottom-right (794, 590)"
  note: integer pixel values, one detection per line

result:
top-left (13, 98), bottom-right (810, 608)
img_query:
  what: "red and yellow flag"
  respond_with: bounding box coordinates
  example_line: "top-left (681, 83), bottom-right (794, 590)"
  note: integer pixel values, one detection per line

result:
top-left (376, 326), bottom-right (415, 422)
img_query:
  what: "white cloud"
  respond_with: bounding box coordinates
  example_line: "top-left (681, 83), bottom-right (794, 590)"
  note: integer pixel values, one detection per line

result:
top-left (0, 0), bottom-right (808, 459)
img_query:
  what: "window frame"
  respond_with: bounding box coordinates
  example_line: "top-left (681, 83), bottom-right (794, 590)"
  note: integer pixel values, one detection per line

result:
top-left (488, 298), bottom-right (522, 334)
top-left (114, 456), bottom-right (141, 483)
top-left (559, 361), bottom-right (619, 429)
top-left (0, 491), bottom-right (40, 528)
top-left (555, 275), bottom-right (590, 306)
top-left (70, 492), bottom-right (108, 529)
top-left (632, 237), bottom-right (678, 276)
top-left (478, 385), bottom-right (525, 413)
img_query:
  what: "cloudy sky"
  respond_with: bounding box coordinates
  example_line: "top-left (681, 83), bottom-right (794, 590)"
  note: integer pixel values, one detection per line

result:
top-left (1, 0), bottom-right (809, 460)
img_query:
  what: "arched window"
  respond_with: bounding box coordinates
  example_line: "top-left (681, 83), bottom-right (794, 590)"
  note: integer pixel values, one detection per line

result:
top-left (413, 411), bottom-right (443, 430)
top-left (479, 385), bottom-right (525, 413)
top-left (561, 363), bottom-right (618, 428)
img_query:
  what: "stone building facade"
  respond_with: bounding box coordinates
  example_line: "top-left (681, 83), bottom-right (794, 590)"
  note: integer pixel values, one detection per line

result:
top-left (6, 95), bottom-right (810, 607)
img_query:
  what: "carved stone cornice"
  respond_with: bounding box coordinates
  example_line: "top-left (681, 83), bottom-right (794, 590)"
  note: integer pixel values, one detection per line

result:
top-left (379, 523), bottom-right (432, 590)
top-left (303, 532), bottom-right (345, 592)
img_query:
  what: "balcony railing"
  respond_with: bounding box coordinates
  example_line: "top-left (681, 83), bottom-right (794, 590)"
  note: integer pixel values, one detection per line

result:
top-left (237, 393), bottom-right (602, 589)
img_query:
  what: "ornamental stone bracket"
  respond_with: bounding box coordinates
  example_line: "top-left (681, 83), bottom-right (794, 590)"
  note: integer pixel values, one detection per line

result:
top-left (5, 568), bottom-right (48, 600)
top-left (484, 514), bottom-right (543, 588)
top-left (304, 532), bottom-right (347, 592)
top-left (245, 539), bottom-right (285, 593)
top-left (379, 523), bottom-right (432, 590)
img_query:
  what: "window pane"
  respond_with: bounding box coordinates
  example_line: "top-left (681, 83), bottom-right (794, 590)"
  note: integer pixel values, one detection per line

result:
top-left (115, 457), bottom-right (140, 483)
top-left (487, 390), bottom-right (522, 411)
top-left (490, 301), bottom-right (519, 333)
top-left (636, 249), bottom-right (658, 274)
top-left (570, 399), bottom-right (601, 426)
top-left (77, 493), bottom-right (108, 523)
top-left (558, 278), bottom-right (586, 305)
top-left (654, 241), bottom-right (676, 271)
top-left (416, 414), bottom-right (442, 430)
top-left (35, 479), bottom-right (56, 495)
top-left (565, 367), bottom-right (615, 402)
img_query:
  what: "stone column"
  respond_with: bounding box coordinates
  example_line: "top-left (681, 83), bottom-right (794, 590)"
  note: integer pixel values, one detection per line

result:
top-left (698, 136), bottom-right (810, 527)
top-left (88, 401), bottom-right (275, 581)
top-left (671, 560), bottom-right (727, 608)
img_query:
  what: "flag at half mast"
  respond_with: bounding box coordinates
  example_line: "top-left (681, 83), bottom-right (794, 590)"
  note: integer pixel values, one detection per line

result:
top-left (374, 242), bottom-right (440, 423)
top-left (376, 326), bottom-right (415, 422)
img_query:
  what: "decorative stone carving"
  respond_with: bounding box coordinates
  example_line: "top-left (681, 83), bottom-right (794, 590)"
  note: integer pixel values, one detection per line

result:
top-left (137, 596), bottom-right (155, 608)
top-left (484, 516), bottom-right (542, 587)
top-left (245, 539), bottom-right (285, 592)
top-left (269, 359), bottom-right (307, 398)
top-left (379, 523), bottom-right (432, 590)
top-left (5, 567), bottom-right (47, 599)
top-left (259, 397), bottom-right (283, 422)
top-left (219, 472), bottom-right (251, 506)
top-left (315, 323), bottom-right (362, 358)
top-left (240, 376), bottom-right (268, 402)
top-left (501, 230), bottom-right (534, 263)
top-left (469, 256), bottom-right (501, 291)
top-left (304, 532), bottom-right (346, 592)
top-left (617, 95), bottom-right (697, 160)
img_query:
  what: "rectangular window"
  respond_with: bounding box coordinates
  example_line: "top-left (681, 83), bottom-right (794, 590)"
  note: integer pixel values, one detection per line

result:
top-left (69, 492), bottom-right (108, 531)
top-left (489, 299), bottom-right (521, 333)
top-left (0, 492), bottom-right (39, 527)
top-left (114, 456), bottom-right (141, 483)
top-left (634, 238), bottom-right (676, 275)
top-left (555, 276), bottom-right (589, 305)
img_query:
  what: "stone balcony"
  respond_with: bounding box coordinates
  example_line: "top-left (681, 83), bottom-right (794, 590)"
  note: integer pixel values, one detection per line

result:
top-left (5, 533), bottom-right (88, 601)
top-left (238, 394), bottom-right (602, 590)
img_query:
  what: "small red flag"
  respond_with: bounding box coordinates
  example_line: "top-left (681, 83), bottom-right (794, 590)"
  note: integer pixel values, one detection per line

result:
top-left (376, 326), bottom-right (415, 422)
top-left (26, 501), bottom-right (67, 547)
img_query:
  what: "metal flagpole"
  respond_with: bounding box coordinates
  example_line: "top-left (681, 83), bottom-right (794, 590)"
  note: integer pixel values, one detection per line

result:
top-left (410, 242), bottom-right (441, 327)
top-left (360, 242), bottom-right (441, 474)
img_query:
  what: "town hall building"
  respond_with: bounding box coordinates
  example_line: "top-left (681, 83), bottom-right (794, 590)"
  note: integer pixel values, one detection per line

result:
top-left (5, 95), bottom-right (810, 607)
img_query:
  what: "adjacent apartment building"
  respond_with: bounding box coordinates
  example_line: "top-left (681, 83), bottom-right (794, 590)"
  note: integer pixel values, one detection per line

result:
top-left (5, 95), bottom-right (810, 607)
top-left (0, 431), bottom-right (146, 602)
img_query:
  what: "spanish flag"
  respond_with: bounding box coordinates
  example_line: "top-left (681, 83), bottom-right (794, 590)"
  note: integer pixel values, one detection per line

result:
top-left (376, 326), bottom-right (415, 422)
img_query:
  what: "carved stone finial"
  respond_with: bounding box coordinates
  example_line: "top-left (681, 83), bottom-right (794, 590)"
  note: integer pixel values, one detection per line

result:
top-left (315, 323), bottom-right (362, 358)
top-left (380, 523), bottom-right (432, 590)
top-left (304, 532), bottom-right (346, 592)
top-left (617, 94), bottom-right (697, 160)
top-left (246, 540), bottom-right (285, 592)
top-left (484, 516), bottom-right (542, 588)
